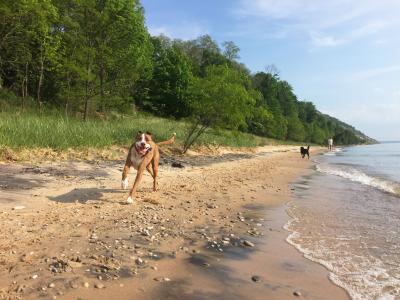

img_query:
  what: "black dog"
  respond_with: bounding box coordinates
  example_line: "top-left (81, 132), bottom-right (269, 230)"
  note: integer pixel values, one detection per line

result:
top-left (300, 145), bottom-right (310, 159)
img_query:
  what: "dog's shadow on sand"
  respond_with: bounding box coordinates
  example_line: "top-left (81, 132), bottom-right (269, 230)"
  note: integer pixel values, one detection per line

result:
top-left (48, 187), bottom-right (123, 204)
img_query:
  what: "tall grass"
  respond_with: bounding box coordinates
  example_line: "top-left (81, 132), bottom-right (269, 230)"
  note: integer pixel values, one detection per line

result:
top-left (0, 111), bottom-right (285, 151)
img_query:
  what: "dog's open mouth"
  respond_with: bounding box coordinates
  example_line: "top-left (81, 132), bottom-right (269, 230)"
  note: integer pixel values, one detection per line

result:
top-left (137, 145), bottom-right (149, 156)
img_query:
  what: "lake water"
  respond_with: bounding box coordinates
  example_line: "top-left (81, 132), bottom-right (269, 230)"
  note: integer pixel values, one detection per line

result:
top-left (285, 143), bottom-right (400, 300)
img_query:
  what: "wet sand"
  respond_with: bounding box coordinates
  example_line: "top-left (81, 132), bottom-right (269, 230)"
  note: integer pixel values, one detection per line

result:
top-left (0, 146), bottom-right (349, 299)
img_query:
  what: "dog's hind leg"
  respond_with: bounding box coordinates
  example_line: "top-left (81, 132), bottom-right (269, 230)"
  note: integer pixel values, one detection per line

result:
top-left (146, 163), bottom-right (158, 191)
top-left (152, 154), bottom-right (159, 192)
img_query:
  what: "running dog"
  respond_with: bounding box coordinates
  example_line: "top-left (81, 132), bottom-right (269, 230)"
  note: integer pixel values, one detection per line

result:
top-left (122, 131), bottom-right (176, 203)
top-left (300, 145), bottom-right (310, 159)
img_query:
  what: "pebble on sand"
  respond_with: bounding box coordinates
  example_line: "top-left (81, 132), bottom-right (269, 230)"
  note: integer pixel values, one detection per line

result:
top-left (95, 283), bottom-right (105, 289)
top-left (68, 261), bottom-right (83, 268)
top-left (293, 290), bottom-right (302, 297)
top-left (154, 277), bottom-right (171, 282)
top-left (242, 240), bottom-right (255, 247)
top-left (251, 275), bottom-right (261, 282)
top-left (13, 206), bottom-right (26, 210)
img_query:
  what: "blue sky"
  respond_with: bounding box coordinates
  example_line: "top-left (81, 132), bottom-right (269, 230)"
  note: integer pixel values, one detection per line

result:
top-left (141, 0), bottom-right (400, 141)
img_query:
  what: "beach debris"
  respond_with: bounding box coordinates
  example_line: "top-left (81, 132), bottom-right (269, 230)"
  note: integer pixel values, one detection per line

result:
top-left (31, 274), bottom-right (38, 279)
top-left (84, 282), bottom-right (90, 288)
top-left (171, 162), bottom-right (184, 168)
top-left (251, 275), bottom-right (261, 282)
top-left (242, 240), bottom-right (255, 247)
top-left (16, 285), bottom-right (25, 293)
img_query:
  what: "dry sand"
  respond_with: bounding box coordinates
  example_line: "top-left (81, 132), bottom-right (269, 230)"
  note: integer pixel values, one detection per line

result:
top-left (0, 146), bottom-right (349, 300)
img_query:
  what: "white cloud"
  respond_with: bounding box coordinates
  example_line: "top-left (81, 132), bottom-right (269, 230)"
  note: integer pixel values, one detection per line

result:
top-left (147, 22), bottom-right (207, 40)
top-left (233, 0), bottom-right (400, 47)
top-left (349, 65), bottom-right (400, 81)
top-left (234, 0), bottom-right (314, 19)
top-left (310, 31), bottom-right (345, 47)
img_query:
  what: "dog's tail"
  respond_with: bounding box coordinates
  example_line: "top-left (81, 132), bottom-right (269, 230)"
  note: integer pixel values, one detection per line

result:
top-left (158, 133), bottom-right (176, 146)
top-left (307, 145), bottom-right (310, 150)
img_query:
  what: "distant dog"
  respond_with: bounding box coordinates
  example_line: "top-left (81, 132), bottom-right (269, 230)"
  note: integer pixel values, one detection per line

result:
top-left (300, 145), bottom-right (310, 159)
top-left (121, 131), bottom-right (176, 204)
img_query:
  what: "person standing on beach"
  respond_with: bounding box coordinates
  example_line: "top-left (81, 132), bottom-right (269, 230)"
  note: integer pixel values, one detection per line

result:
top-left (328, 138), bottom-right (333, 151)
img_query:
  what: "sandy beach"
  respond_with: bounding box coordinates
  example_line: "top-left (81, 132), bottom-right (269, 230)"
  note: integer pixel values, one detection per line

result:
top-left (0, 146), bottom-right (349, 300)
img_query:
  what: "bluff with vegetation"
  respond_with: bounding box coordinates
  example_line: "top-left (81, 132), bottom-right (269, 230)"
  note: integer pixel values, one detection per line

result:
top-left (0, 0), bottom-right (375, 150)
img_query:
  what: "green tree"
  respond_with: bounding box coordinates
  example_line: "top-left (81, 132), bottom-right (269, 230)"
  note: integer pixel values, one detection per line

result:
top-left (222, 41), bottom-right (240, 61)
top-left (0, 0), bottom-right (60, 108)
top-left (286, 113), bottom-right (305, 141)
top-left (183, 65), bottom-right (256, 152)
top-left (54, 0), bottom-right (152, 119)
top-left (147, 37), bottom-right (193, 118)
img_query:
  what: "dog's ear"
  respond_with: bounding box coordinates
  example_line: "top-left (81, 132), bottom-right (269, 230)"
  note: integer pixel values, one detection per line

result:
top-left (146, 131), bottom-right (152, 136)
top-left (134, 131), bottom-right (142, 139)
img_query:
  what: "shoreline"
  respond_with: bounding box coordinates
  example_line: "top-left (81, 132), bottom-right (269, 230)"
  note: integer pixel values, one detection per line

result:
top-left (0, 146), bottom-right (349, 299)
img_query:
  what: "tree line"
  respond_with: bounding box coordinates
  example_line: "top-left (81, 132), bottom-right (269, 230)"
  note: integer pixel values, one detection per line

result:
top-left (0, 0), bottom-right (371, 146)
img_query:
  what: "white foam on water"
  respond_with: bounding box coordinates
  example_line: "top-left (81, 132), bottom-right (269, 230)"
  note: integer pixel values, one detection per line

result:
top-left (324, 148), bottom-right (343, 156)
top-left (284, 209), bottom-right (400, 300)
top-left (316, 164), bottom-right (400, 196)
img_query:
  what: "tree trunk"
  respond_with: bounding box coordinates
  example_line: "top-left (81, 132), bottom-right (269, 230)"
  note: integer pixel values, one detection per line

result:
top-left (21, 78), bottom-right (25, 108)
top-left (37, 47), bottom-right (44, 106)
top-left (183, 122), bottom-right (207, 153)
top-left (25, 62), bottom-right (28, 98)
top-left (99, 65), bottom-right (105, 112)
top-left (84, 60), bottom-right (91, 121)
top-left (65, 74), bottom-right (71, 118)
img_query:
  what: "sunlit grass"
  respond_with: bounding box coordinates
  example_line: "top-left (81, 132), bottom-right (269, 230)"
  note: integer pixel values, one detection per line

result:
top-left (0, 110), bottom-right (290, 154)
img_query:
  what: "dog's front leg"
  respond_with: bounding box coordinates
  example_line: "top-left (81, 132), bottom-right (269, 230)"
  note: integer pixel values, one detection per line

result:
top-left (121, 157), bottom-right (131, 190)
top-left (127, 159), bottom-right (150, 204)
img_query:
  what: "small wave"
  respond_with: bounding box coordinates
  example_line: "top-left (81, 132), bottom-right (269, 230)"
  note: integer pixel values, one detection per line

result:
top-left (324, 148), bottom-right (343, 156)
top-left (316, 164), bottom-right (400, 196)
top-left (284, 210), bottom-right (400, 300)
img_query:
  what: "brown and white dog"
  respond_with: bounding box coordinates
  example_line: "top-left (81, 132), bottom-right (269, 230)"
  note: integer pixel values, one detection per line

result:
top-left (121, 131), bottom-right (176, 203)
